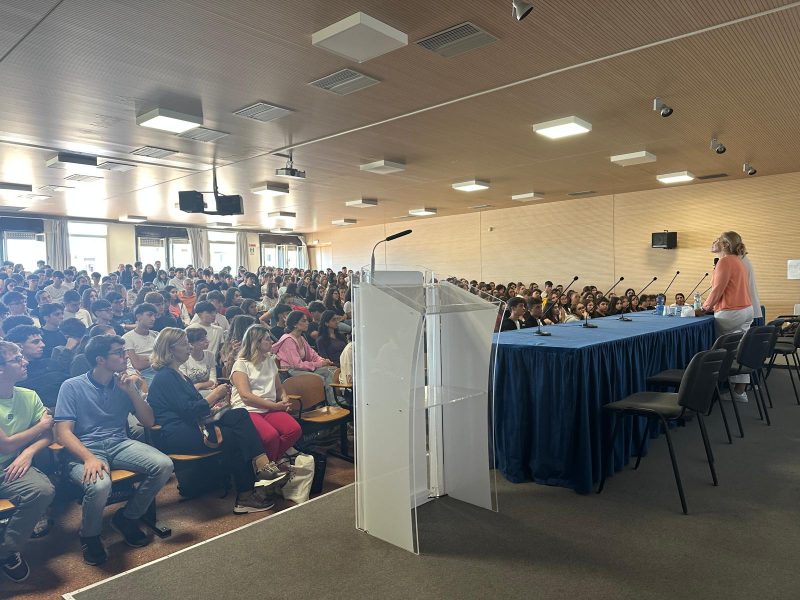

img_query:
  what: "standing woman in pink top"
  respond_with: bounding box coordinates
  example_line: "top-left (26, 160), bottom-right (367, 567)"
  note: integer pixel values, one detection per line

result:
top-left (702, 231), bottom-right (754, 402)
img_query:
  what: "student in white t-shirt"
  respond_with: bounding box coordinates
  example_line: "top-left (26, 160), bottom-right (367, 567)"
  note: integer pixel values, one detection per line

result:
top-left (180, 327), bottom-right (218, 396)
top-left (122, 303), bottom-right (159, 383)
top-left (190, 302), bottom-right (225, 360)
top-left (62, 291), bottom-right (93, 328)
top-left (230, 324), bottom-right (301, 461)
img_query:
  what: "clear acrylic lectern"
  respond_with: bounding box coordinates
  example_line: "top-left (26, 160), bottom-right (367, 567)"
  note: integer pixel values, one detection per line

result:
top-left (352, 266), bottom-right (501, 554)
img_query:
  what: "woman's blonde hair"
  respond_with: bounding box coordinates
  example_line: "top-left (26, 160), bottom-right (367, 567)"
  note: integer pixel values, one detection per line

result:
top-left (238, 324), bottom-right (272, 364)
top-left (719, 231), bottom-right (745, 256)
top-left (150, 327), bottom-right (186, 370)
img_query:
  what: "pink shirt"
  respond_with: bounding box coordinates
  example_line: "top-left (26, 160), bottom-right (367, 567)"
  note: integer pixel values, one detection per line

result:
top-left (704, 255), bottom-right (752, 312)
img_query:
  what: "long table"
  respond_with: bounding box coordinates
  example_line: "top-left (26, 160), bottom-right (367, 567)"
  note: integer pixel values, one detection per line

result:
top-left (492, 312), bottom-right (715, 494)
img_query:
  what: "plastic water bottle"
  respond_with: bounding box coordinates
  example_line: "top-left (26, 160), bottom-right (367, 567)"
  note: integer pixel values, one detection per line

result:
top-left (693, 293), bottom-right (702, 311)
top-left (655, 296), bottom-right (665, 316)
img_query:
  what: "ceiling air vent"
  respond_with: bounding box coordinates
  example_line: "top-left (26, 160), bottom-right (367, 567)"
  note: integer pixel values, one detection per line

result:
top-left (416, 22), bottom-right (498, 58)
top-left (567, 190), bottom-right (596, 197)
top-left (131, 146), bottom-right (178, 159)
top-left (64, 174), bottom-right (103, 182)
top-left (697, 173), bottom-right (729, 180)
top-left (234, 102), bottom-right (294, 123)
top-left (177, 127), bottom-right (229, 143)
top-left (309, 68), bottom-right (379, 96)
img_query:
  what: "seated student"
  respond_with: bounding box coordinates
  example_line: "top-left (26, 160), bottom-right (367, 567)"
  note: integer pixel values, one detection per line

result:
top-left (273, 312), bottom-right (337, 405)
top-left (149, 291), bottom-right (182, 332)
top-left (305, 301), bottom-right (326, 347)
top-left (54, 335), bottom-right (173, 566)
top-left (0, 340), bottom-right (56, 583)
top-left (105, 292), bottom-right (134, 332)
top-left (220, 316), bottom-right (256, 379)
top-left (50, 318), bottom-right (88, 375)
top-left (178, 279), bottom-right (197, 317)
top-left (63, 290), bottom-right (92, 328)
top-left (65, 324), bottom-right (116, 378)
top-left (90, 299), bottom-right (124, 336)
top-left (189, 302), bottom-right (224, 359)
top-left (165, 286), bottom-right (191, 326)
top-left (500, 297), bottom-right (527, 331)
top-left (230, 325), bottom-right (301, 462)
top-left (146, 328), bottom-right (285, 513)
top-left (266, 303), bottom-right (292, 342)
top-left (200, 291), bottom-right (230, 332)
top-left (4, 325), bottom-right (66, 410)
top-left (122, 303), bottom-right (159, 383)
top-left (2, 292), bottom-right (39, 327)
top-left (584, 300), bottom-right (597, 318)
top-left (180, 327), bottom-right (218, 395)
top-left (38, 303), bottom-right (66, 358)
top-left (316, 311), bottom-right (348, 366)
top-left (524, 298), bottom-right (551, 328)
top-left (594, 296), bottom-right (610, 318)
top-left (673, 293), bottom-right (687, 307)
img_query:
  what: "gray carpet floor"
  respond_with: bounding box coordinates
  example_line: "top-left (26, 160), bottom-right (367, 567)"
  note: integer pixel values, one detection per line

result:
top-left (67, 371), bottom-right (800, 600)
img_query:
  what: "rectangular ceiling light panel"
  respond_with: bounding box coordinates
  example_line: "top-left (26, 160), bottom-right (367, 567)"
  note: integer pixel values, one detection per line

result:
top-left (360, 159), bottom-right (405, 174)
top-left (251, 182), bottom-right (290, 197)
top-left (312, 12), bottom-right (407, 63)
top-left (234, 102), bottom-right (294, 123)
top-left (120, 215), bottom-right (147, 223)
top-left (511, 192), bottom-right (544, 201)
top-left (271, 227), bottom-right (293, 233)
top-left (610, 151), bottom-right (657, 166)
top-left (416, 22), bottom-right (498, 58)
top-left (409, 208), bottom-right (437, 216)
top-left (268, 211), bottom-right (296, 219)
top-left (657, 171), bottom-right (695, 184)
top-left (532, 116), bottom-right (592, 139)
top-left (345, 198), bottom-right (378, 208)
top-left (136, 108), bottom-right (202, 133)
top-left (332, 218), bottom-right (357, 226)
top-left (309, 68), bottom-right (380, 96)
top-left (452, 179), bottom-right (489, 192)
top-left (45, 152), bottom-right (98, 169)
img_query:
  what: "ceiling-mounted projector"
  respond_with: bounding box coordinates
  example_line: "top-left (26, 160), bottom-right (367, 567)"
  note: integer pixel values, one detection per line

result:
top-left (275, 166), bottom-right (306, 179)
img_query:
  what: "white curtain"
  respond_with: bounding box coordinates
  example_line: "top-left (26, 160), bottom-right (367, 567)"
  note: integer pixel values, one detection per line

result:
top-left (296, 234), bottom-right (309, 269)
top-left (236, 231), bottom-right (249, 271)
top-left (44, 219), bottom-right (71, 270)
top-left (187, 227), bottom-right (209, 269)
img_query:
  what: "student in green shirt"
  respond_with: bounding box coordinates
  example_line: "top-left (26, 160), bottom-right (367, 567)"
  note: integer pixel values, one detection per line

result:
top-left (0, 340), bottom-right (56, 583)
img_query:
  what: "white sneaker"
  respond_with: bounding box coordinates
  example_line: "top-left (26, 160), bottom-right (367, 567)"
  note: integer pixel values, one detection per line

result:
top-left (732, 391), bottom-right (749, 403)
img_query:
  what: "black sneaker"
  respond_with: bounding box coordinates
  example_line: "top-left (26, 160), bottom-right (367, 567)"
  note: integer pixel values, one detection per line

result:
top-left (2, 552), bottom-right (30, 583)
top-left (254, 461), bottom-right (288, 491)
top-left (30, 515), bottom-right (52, 538)
top-left (233, 489), bottom-right (276, 514)
top-left (80, 536), bottom-right (108, 566)
top-left (111, 509), bottom-right (150, 548)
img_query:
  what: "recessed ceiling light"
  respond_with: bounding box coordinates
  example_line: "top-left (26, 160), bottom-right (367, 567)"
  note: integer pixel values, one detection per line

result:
top-left (610, 151), bottom-right (657, 166)
top-left (409, 208), bottom-right (437, 217)
top-left (360, 159), bottom-right (405, 174)
top-left (119, 215), bottom-right (147, 223)
top-left (532, 116), bottom-right (592, 139)
top-left (469, 204), bottom-right (493, 209)
top-left (311, 12), bottom-right (408, 63)
top-left (656, 171), bottom-right (695, 184)
top-left (268, 211), bottom-right (296, 219)
top-left (332, 218), bottom-right (357, 226)
top-left (511, 192), bottom-right (544, 201)
top-left (271, 227), bottom-right (294, 234)
top-left (97, 161), bottom-right (137, 172)
top-left (209, 221), bottom-right (233, 228)
top-left (345, 198), bottom-right (378, 208)
top-left (452, 179), bottom-right (489, 192)
top-left (251, 182), bottom-right (290, 197)
top-left (136, 108), bottom-right (202, 133)
top-left (0, 182), bottom-right (33, 192)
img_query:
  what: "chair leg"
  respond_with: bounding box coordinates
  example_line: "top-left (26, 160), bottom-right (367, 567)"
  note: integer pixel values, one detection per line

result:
top-left (726, 382), bottom-right (745, 438)
top-left (745, 377), bottom-right (764, 421)
top-left (753, 373), bottom-right (771, 426)
top-left (792, 352), bottom-right (800, 404)
top-left (597, 412), bottom-right (620, 494)
top-left (713, 387), bottom-right (733, 444)
top-left (785, 354), bottom-right (800, 405)
top-left (633, 417), bottom-right (650, 470)
top-left (760, 369), bottom-right (774, 409)
top-left (659, 416), bottom-right (688, 515)
top-left (697, 414), bottom-right (718, 486)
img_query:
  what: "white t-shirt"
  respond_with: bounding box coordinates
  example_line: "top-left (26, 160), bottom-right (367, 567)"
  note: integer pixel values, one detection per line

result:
top-left (187, 322), bottom-right (224, 357)
top-left (122, 329), bottom-right (158, 373)
top-left (190, 313), bottom-right (229, 337)
top-left (179, 350), bottom-right (217, 384)
top-left (64, 308), bottom-right (93, 328)
top-left (44, 284), bottom-right (67, 301)
top-left (230, 357), bottom-right (277, 413)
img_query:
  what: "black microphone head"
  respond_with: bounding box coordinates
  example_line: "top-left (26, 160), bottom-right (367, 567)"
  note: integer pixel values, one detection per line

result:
top-left (619, 276), bottom-right (624, 281)
top-left (572, 275), bottom-right (579, 281)
top-left (676, 270), bottom-right (680, 274)
top-left (704, 272), bottom-right (709, 276)
top-left (652, 276), bottom-right (658, 280)
top-left (386, 229), bottom-right (412, 242)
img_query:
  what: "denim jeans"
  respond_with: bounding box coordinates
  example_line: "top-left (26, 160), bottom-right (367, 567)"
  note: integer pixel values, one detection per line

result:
top-left (67, 438), bottom-right (173, 537)
top-left (0, 467), bottom-right (55, 556)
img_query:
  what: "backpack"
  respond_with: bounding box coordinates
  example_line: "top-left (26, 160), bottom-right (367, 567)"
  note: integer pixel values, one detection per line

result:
top-left (175, 456), bottom-right (231, 499)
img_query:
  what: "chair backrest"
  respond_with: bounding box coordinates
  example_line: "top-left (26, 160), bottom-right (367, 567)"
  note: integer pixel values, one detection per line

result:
top-left (282, 373), bottom-right (326, 411)
top-left (794, 324), bottom-right (800, 349)
top-left (737, 326), bottom-right (776, 369)
top-left (677, 349), bottom-right (727, 413)
top-left (711, 332), bottom-right (743, 383)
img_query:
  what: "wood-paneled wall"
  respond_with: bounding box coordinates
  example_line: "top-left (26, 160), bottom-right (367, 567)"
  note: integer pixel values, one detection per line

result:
top-left (311, 171), bottom-right (800, 318)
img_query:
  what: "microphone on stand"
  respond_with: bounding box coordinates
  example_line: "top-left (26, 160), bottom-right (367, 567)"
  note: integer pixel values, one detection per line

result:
top-left (602, 276), bottom-right (624, 298)
top-left (687, 273), bottom-right (709, 297)
top-left (662, 271), bottom-right (680, 296)
top-left (582, 309), bottom-right (598, 328)
top-left (370, 230), bottom-right (412, 279)
top-left (537, 276), bottom-right (579, 336)
top-left (635, 276), bottom-right (658, 297)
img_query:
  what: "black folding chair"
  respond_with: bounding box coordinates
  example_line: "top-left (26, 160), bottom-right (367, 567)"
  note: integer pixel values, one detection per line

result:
top-left (768, 324), bottom-right (800, 405)
top-left (729, 326), bottom-right (776, 425)
top-left (597, 349), bottom-right (726, 514)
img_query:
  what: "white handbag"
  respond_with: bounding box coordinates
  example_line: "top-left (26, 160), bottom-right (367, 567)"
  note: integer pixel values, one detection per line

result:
top-left (278, 453), bottom-right (315, 504)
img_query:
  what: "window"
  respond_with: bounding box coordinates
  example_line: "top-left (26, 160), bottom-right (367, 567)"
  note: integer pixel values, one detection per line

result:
top-left (261, 244), bottom-right (276, 267)
top-left (169, 239), bottom-right (192, 268)
top-left (285, 245), bottom-right (298, 269)
top-left (2, 232), bottom-right (46, 270)
top-left (208, 231), bottom-right (236, 272)
top-left (138, 238), bottom-right (167, 268)
top-left (68, 222), bottom-right (108, 274)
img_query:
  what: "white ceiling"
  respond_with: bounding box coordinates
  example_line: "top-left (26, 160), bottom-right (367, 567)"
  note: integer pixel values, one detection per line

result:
top-left (1, 0), bottom-right (799, 232)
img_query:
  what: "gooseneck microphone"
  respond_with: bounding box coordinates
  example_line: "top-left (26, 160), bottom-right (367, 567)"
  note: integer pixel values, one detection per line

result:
top-left (370, 230), bottom-right (412, 278)
top-left (602, 276), bottom-right (624, 298)
top-left (662, 271), bottom-right (680, 296)
top-left (537, 275), bottom-right (579, 336)
top-left (687, 273), bottom-right (709, 297)
top-left (635, 276), bottom-right (658, 297)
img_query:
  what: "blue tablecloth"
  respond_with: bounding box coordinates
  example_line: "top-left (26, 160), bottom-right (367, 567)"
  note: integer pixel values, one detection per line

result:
top-left (492, 312), bottom-right (715, 494)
